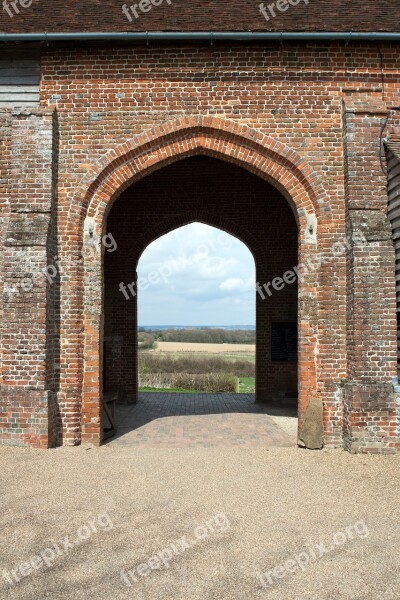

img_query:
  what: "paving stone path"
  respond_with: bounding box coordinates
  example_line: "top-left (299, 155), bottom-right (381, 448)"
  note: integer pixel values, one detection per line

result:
top-left (110, 392), bottom-right (296, 447)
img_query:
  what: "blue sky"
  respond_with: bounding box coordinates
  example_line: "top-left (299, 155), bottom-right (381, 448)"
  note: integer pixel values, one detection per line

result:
top-left (137, 223), bottom-right (256, 326)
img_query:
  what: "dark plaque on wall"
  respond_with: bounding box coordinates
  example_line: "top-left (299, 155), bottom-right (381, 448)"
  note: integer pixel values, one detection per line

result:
top-left (271, 322), bottom-right (297, 362)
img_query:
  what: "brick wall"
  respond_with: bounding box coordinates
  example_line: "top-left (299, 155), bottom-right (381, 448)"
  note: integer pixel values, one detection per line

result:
top-left (343, 100), bottom-right (399, 453)
top-left (0, 108), bottom-right (56, 448)
top-left (0, 41), bottom-right (399, 450)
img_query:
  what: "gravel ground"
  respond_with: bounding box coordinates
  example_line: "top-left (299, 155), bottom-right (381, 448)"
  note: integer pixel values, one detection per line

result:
top-left (0, 444), bottom-right (399, 600)
top-left (265, 409), bottom-right (298, 439)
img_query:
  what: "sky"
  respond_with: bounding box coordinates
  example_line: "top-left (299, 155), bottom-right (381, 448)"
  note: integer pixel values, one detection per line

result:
top-left (137, 223), bottom-right (256, 326)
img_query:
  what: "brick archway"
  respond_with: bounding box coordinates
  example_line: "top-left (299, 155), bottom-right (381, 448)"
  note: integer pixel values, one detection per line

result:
top-left (60, 117), bottom-right (324, 446)
top-left (67, 117), bottom-right (325, 225)
top-left (105, 156), bottom-right (298, 411)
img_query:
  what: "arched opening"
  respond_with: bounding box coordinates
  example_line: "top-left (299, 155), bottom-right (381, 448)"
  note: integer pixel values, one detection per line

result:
top-left (136, 222), bottom-right (256, 393)
top-left (102, 155), bottom-right (298, 440)
top-left (69, 119), bottom-right (323, 448)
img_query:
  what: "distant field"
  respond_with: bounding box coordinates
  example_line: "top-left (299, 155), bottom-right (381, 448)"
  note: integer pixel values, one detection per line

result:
top-left (151, 351), bottom-right (255, 364)
top-left (139, 341), bottom-right (255, 394)
top-left (153, 341), bottom-right (256, 355)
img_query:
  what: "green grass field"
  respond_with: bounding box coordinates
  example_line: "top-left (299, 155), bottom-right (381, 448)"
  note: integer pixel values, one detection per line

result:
top-left (138, 342), bottom-right (255, 394)
top-left (238, 377), bottom-right (256, 393)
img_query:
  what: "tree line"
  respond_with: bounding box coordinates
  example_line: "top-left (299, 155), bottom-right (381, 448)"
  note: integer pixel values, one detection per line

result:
top-left (138, 327), bottom-right (255, 345)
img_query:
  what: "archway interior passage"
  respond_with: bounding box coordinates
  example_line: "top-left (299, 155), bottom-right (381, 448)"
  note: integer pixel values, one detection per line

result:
top-left (104, 155), bottom-right (298, 407)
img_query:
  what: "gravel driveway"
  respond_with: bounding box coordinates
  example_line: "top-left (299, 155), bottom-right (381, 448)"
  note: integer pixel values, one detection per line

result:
top-left (0, 444), bottom-right (399, 599)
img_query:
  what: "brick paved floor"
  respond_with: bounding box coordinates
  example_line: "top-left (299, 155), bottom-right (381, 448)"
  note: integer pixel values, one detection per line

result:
top-left (109, 392), bottom-right (296, 447)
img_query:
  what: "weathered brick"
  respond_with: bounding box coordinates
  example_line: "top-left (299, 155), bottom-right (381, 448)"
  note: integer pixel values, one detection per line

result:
top-left (0, 42), bottom-right (399, 452)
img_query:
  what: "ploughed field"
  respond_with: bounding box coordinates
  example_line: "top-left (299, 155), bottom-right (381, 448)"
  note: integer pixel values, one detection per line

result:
top-left (139, 342), bottom-right (256, 393)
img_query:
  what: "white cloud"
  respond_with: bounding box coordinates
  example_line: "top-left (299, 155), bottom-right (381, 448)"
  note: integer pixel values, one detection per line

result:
top-left (219, 277), bottom-right (254, 292)
top-left (138, 223), bottom-right (255, 326)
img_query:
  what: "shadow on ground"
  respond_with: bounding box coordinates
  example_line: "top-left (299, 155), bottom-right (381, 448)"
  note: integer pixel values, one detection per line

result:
top-left (107, 392), bottom-right (297, 447)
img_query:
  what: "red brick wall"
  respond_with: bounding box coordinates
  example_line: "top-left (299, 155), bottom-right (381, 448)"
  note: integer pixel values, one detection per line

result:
top-left (343, 100), bottom-right (399, 452)
top-left (0, 109), bottom-right (57, 448)
top-left (1, 41), bottom-right (400, 451)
